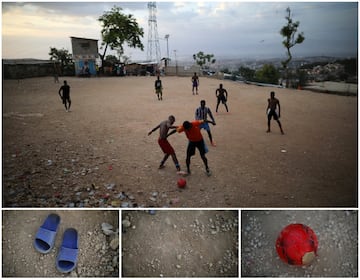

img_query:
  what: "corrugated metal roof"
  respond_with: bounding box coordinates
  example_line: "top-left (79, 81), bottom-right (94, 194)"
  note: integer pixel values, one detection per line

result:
top-left (70, 36), bottom-right (98, 42)
top-left (128, 61), bottom-right (158, 65)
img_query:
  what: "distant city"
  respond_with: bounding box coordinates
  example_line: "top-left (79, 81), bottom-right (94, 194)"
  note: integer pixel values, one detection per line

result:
top-left (166, 54), bottom-right (357, 85)
top-left (172, 54), bottom-right (357, 72)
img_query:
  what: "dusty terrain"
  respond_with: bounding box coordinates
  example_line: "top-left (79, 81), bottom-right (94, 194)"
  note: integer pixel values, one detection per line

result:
top-left (121, 210), bottom-right (238, 277)
top-left (241, 210), bottom-right (358, 277)
top-left (2, 76), bottom-right (357, 207)
top-left (2, 210), bottom-right (119, 277)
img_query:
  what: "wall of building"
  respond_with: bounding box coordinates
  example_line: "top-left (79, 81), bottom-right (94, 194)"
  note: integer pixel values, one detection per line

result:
top-left (71, 37), bottom-right (98, 56)
top-left (71, 37), bottom-right (99, 76)
top-left (3, 60), bottom-right (59, 79)
top-left (164, 65), bottom-right (201, 76)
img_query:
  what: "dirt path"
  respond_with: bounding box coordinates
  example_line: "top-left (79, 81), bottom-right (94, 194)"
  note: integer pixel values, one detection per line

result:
top-left (122, 210), bottom-right (238, 277)
top-left (2, 76), bottom-right (357, 207)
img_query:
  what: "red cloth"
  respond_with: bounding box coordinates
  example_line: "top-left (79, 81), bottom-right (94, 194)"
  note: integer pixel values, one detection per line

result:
top-left (158, 138), bottom-right (175, 154)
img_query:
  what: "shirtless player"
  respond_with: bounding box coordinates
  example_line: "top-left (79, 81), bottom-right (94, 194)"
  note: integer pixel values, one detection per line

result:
top-left (148, 115), bottom-right (181, 171)
top-left (215, 83), bottom-right (229, 113)
top-left (266, 91), bottom-right (284, 134)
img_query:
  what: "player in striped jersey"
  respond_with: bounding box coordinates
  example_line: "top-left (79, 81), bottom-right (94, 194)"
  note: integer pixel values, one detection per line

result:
top-left (195, 100), bottom-right (217, 146)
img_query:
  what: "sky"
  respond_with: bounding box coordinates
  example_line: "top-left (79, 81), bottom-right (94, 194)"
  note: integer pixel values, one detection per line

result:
top-left (2, 1), bottom-right (358, 63)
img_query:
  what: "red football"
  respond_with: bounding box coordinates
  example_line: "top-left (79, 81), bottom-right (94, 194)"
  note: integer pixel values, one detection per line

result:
top-left (276, 223), bottom-right (318, 265)
top-left (177, 178), bottom-right (186, 188)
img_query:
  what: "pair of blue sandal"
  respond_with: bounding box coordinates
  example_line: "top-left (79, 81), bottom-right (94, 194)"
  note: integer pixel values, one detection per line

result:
top-left (33, 213), bottom-right (79, 273)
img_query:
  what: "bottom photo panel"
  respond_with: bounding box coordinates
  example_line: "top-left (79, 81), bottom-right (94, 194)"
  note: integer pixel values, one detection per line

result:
top-left (241, 210), bottom-right (358, 278)
top-left (2, 210), bottom-right (119, 278)
top-left (121, 209), bottom-right (239, 277)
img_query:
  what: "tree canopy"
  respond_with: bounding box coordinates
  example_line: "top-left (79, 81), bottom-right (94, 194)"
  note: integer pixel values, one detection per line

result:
top-left (255, 64), bottom-right (280, 85)
top-left (49, 47), bottom-right (73, 75)
top-left (98, 6), bottom-right (144, 66)
top-left (239, 66), bottom-right (255, 81)
top-left (193, 51), bottom-right (216, 69)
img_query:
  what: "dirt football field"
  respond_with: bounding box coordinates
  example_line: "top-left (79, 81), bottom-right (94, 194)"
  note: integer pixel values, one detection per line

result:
top-left (122, 210), bottom-right (238, 277)
top-left (2, 76), bottom-right (357, 208)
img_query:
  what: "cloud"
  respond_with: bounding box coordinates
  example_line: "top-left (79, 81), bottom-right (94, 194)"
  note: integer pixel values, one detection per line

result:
top-left (2, 2), bottom-right (358, 60)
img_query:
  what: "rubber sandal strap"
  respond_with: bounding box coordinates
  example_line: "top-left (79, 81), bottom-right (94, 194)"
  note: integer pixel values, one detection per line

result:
top-left (34, 227), bottom-right (56, 252)
top-left (58, 246), bottom-right (78, 263)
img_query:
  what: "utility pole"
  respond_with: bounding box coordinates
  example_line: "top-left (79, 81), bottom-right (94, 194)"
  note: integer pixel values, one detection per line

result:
top-left (173, 49), bottom-right (178, 75)
top-left (164, 34), bottom-right (169, 60)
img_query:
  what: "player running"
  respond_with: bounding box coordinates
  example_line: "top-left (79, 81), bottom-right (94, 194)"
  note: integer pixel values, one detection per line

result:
top-left (58, 80), bottom-right (71, 112)
top-left (172, 120), bottom-right (215, 176)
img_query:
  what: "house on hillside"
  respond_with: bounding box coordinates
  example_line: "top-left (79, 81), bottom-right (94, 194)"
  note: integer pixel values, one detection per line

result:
top-left (70, 37), bottom-right (99, 77)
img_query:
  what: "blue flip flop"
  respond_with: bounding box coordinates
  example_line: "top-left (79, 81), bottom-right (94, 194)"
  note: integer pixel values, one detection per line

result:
top-left (33, 213), bottom-right (61, 254)
top-left (56, 228), bottom-right (79, 273)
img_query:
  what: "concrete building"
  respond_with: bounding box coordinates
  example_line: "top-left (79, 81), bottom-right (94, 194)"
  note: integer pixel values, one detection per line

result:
top-left (70, 37), bottom-right (99, 76)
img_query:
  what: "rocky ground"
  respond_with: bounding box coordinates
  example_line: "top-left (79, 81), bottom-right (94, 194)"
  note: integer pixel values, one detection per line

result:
top-left (241, 210), bottom-right (358, 277)
top-left (2, 210), bottom-right (119, 277)
top-left (122, 210), bottom-right (238, 277)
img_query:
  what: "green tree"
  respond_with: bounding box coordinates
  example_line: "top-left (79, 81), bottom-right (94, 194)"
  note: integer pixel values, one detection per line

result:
top-left (239, 66), bottom-right (255, 81)
top-left (280, 7), bottom-right (305, 87)
top-left (193, 51), bottom-right (216, 70)
top-left (49, 47), bottom-right (73, 75)
top-left (339, 58), bottom-right (357, 77)
top-left (98, 6), bottom-right (144, 70)
top-left (105, 55), bottom-right (118, 66)
top-left (296, 69), bottom-right (308, 88)
top-left (255, 64), bottom-right (280, 85)
top-left (220, 67), bottom-right (230, 74)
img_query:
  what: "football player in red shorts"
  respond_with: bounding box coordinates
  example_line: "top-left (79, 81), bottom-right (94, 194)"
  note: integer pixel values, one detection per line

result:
top-left (148, 115), bottom-right (181, 171)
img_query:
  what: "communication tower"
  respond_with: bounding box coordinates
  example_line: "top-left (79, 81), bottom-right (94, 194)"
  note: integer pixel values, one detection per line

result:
top-left (147, 2), bottom-right (161, 63)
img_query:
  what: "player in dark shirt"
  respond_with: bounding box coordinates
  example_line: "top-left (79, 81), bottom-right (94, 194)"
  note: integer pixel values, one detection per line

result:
top-left (154, 76), bottom-right (163, 100)
top-left (58, 80), bottom-right (71, 112)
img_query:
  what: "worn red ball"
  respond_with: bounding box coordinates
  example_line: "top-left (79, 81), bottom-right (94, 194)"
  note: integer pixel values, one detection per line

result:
top-left (276, 223), bottom-right (318, 266)
top-left (177, 178), bottom-right (186, 188)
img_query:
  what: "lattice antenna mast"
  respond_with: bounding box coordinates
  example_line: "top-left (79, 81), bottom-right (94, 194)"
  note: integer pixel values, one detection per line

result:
top-left (147, 2), bottom-right (161, 63)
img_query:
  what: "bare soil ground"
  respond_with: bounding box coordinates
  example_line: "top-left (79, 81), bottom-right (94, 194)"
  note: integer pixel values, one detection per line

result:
top-left (2, 210), bottom-right (119, 277)
top-left (241, 210), bottom-right (358, 277)
top-left (121, 210), bottom-right (238, 277)
top-left (2, 76), bottom-right (357, 208)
